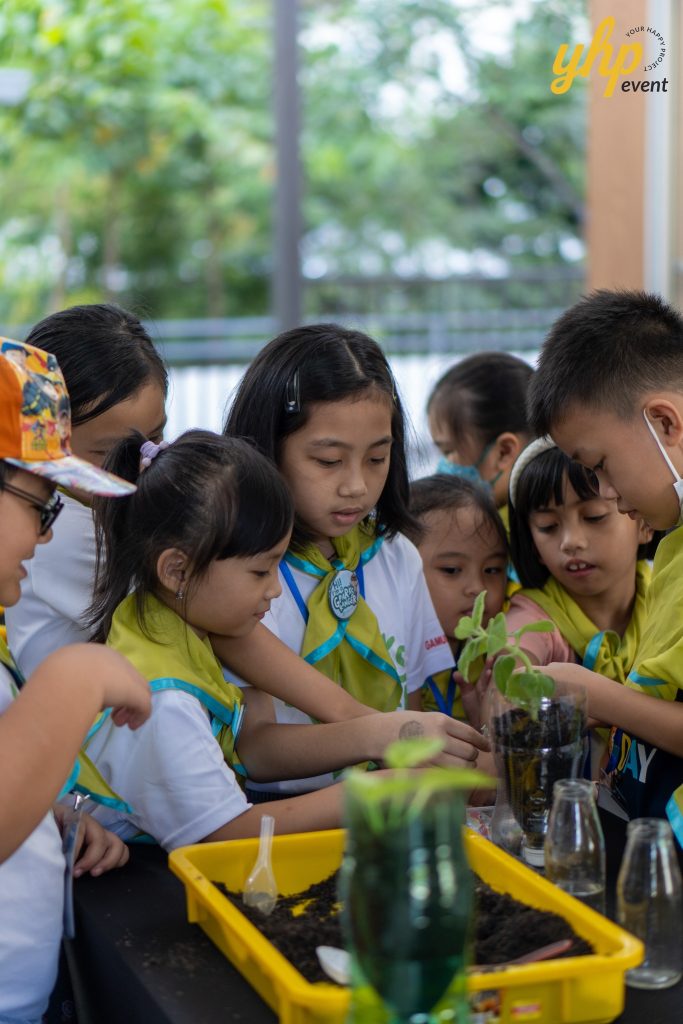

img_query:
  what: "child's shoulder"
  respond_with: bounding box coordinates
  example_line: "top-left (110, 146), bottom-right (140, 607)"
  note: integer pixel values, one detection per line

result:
top-left (652, 527), bottom-right (683, 576)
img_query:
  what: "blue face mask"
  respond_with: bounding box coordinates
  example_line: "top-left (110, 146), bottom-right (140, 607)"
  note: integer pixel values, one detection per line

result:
top-left (436, 456), bottom-right (484, 483)
top-left (437, 442), bottom-right (502, 490)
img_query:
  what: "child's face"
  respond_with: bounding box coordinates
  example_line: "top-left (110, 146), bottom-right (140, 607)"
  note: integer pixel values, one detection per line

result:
top-left (428, 412), bottom-right (520, 508)
top-left (183, 533), bottom-right (291, 639)
top-left (428, 412), bottom-right (480, 466)
top-left (528, 478), bottom-right (651, 599)
top-left (279, 393), bottom-right (393, 551)
top-left (71, 381), bottom-right (167, 468)
top-left (551, 402), bottom-right (683, 530)
top-left (0, 469), bottom-right (54, 606)
top-left (417, 505), bottom-right (508, 652)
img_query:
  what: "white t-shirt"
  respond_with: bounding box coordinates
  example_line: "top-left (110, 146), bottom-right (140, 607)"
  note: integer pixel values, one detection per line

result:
top-left (0, 665), bottom-right (65, 1021)
top-left (86, 690), bottom-right (251, 851)
top-left (6, 493), bottom-right (95, 678)
top-left (242, 532), bottom-right (452, 795)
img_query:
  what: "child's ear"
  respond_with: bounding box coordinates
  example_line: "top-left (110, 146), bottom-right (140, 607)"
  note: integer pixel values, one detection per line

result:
top-left (636, 518), bottom-right (654, 546)
top-left (156, 548), bottom-right (190, 596)
top-left (643, 399), bottom-right (683, 448)
top-left (492, 432), bottom-right (524, 470)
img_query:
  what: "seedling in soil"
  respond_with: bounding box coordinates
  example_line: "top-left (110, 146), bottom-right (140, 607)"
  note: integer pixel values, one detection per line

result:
top-left (455, 590), bottom-right (556, 719)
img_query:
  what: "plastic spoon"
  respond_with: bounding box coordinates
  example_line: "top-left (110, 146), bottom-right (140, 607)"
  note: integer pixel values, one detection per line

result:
top-left (316, 945), bottom-right (350, 985)
top-left (316, 938), bottom-right (575, 987)
top-left (243, 814), bottom-right (278, 916)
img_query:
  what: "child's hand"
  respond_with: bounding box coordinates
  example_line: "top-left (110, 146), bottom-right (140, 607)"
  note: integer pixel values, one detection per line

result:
top-left (73, 814), bottom-right (129, 877)
top-left (53, 806), bottom-right (129, 877)
top-left (40, 644), bottom-right (152, 730)
top-left (382, 710), bottom-right (490, 769)
top-left (458, 659), bottom-right (494, 733)
top-left (96, 648), bottom-right (152, 730)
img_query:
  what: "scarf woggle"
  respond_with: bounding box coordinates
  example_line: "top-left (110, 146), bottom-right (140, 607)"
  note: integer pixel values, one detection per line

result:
top-left (285, 525), bottom-right (404, 711)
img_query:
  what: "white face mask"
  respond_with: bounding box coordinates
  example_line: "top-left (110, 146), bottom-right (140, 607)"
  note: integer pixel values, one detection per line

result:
top-left (642, 409), bottom-right (683, 522)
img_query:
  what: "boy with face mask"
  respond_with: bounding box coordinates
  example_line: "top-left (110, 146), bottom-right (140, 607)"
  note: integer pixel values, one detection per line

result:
top-left (527, 289), bottom-right (683, 840)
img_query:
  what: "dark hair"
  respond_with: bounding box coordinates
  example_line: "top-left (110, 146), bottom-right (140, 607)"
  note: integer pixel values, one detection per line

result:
top-left (407, 474), bottom-right (508, 554)
top-left (224, 323), bottom-right (418, 547)
top-left (427, 352), bottom-right (535, 448)
top-left (528, 290), bottom-right (683, 435)
top-left (24, 304), bottom-right (168, 426)
top-left (509, 447), bottom-right (658, 588)
top-left (89, 430), bottom-right (293, 642)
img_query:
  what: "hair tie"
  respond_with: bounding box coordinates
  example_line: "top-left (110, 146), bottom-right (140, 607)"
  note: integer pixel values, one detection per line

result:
top-left (139, 439), bottom-right (169, 472)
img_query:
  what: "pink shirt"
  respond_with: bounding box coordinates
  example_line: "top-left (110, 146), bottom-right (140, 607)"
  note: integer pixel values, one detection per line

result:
top-left (505, 593), bottom-right (577, 666)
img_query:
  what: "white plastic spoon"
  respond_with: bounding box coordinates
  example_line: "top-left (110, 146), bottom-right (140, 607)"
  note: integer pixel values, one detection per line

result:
top-left (243, 814), bottom-right (278, 916)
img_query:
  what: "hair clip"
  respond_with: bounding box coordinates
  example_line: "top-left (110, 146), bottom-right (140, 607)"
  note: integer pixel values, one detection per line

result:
top-left (284, 370), bottom-right (300, 414)
top-left (139, 439), bottom-right (170, 472)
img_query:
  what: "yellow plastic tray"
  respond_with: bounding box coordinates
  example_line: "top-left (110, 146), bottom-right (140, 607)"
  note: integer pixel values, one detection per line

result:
top-left (169, 828), bottom-right (643, 1024)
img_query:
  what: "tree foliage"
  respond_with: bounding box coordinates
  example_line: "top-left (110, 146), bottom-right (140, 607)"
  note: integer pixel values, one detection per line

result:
top-left (0, 0), bottom-right (586, 323)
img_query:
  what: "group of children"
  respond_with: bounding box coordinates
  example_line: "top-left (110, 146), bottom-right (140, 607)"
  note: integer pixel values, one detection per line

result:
top-left (4, 289), bottom-right (683, 1020)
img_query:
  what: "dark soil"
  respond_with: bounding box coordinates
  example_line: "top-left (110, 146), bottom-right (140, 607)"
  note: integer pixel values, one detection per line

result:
top-left (216, 873), bottom-right (593, 985)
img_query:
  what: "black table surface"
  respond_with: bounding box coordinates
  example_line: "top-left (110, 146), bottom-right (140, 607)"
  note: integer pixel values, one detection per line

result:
top-left (69, 811), bottom-right (683, 1024)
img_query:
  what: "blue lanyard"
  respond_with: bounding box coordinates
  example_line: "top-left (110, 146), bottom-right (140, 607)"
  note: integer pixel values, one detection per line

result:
top-left (426, 668), bottom-right (459, 717)
top-left (280, 558), bottom-right (366, 624)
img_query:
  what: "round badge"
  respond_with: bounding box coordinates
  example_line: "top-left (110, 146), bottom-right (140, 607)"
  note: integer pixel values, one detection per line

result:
top-left (328, 569), bottom-right (359, 621)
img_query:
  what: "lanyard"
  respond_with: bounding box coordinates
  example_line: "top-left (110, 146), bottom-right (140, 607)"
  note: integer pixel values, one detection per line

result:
top-left (426, 670), bottom-right (457, 717)
top-left (280, 558), bottom-right (366, 625)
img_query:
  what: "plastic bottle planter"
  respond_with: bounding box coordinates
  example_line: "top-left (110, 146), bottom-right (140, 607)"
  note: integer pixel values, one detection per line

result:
top-left (489, 681), bottom-right (587, 869)
top-left (340, 768), bottom-right (476, 1024)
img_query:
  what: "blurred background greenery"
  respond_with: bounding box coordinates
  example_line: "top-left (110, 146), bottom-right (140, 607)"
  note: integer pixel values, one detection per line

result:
top-left (0, 0), bottom-right (586, 327)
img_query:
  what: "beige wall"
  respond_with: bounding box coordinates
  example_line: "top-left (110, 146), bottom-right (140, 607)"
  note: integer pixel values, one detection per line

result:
top-left (586, 0), bottom-right (647, 291)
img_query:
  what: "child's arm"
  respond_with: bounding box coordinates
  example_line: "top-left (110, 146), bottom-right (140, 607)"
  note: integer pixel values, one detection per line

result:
top-left (202, 784), bottom-right (345, 842)
top-left (544, 662), bottom-right (683, 758)
top-left (236, 687), bottom-right (488, 781)
top-left (211, 624), bottom-right (376, 721)
top-left (0, 644), bottom-right (150, 863)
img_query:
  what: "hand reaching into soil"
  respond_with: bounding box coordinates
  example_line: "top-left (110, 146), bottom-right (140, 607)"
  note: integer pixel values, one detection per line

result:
top-left (53, 805), bottom-right (129, 877)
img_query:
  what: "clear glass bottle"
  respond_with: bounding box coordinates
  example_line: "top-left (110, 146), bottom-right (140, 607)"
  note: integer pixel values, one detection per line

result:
top-left (616, 817), bottom-right (683, 989)
top-left (544, 779), bottom-right (606, 914)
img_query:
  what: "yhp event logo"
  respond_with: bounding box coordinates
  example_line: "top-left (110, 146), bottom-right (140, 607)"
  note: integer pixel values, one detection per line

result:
top-left (551, 16), bottom-right (667, 98)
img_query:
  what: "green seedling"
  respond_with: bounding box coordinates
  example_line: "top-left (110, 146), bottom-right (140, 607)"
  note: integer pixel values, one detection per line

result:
top-left (455, 590), bottom-right (556, 720)
top-left (346, 736), bottom-right (494, 835)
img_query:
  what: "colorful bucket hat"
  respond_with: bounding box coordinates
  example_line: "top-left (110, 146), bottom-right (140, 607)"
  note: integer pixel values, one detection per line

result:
top-left (0, 337), bottom-right (136, 497)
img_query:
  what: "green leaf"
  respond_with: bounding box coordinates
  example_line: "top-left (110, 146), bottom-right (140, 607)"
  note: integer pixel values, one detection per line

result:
top-left (471, 590), bottom-right (487, 629)
top-left (505, 671), bottom-right (540, 706)
top-left (515, 619), bottom-right (555, 636)
top-left (535, 672), bottom-right (556, 697)
top-left (486, 630), bottom-right (508, 657)
top-left (454, 615), bottom-right (474, 640)
top-left (503, 670), bottom-right (555, 716)
top-left (493, 654), bottom-right (516, 691)
top-left (458, 635), bottom-right (487, 682)
top-left (384, 737), bottom-right (444, 769)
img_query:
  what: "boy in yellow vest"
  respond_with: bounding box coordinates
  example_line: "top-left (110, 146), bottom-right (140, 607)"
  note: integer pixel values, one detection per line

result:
top-left (528, 290), bottom-right (683, 841)
top-left (0, 337), bottom-right (151, 1020)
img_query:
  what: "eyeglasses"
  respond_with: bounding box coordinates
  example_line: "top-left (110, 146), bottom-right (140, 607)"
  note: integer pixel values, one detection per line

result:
top-left (2, 481), bottom-right (64, 535)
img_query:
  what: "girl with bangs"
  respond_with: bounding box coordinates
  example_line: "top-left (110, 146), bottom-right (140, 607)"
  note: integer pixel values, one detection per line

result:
top-left (507, 437), bottom-right (657, 681)
top-left (225, 324), bottom-right (487, 800)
